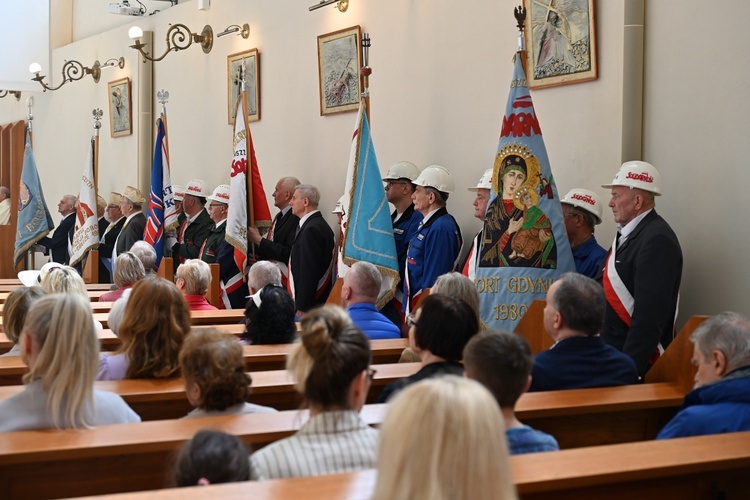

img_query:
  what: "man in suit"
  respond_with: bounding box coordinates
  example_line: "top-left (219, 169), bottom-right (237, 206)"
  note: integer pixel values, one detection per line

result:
top-left (599, 161), bottom-right (683, 377)
top-left (98, 192), bottom-right (126, 283)
top-left (460, 168), bottom-right (491, 281)
top-left (39, 194), bottom-right (76, 264)
top-left (247, 176), bottom-right (300, 288)
top-left (288, 184), bottom-right (335, 314)
top-left (171, 178), bottom-right (213, 271)
top-left (530, 272), bottom-right (639, 391)
top-left (114, 186), bottom-right (147, 258)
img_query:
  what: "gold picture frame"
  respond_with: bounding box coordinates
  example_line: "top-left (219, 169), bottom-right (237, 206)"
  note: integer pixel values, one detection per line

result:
top-left (524, 0), bottom-right (598, 89)
top-left (317, 25), bottom-right (363, 116)
top-left (227, 48), bottom-right (260, 124)
top-left (108, 77), bottom-right (132, 138)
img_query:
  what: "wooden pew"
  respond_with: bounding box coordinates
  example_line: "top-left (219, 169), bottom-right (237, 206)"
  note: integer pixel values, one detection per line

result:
top-left (0, 283), bottom-right (114, 292)
top-left (5, 427), bottom-right (750, 498)
top-left (0, 301), bottom-right (116, 314)
top-left (645, 315), bottom-right (709, 393)
top-left (0, 290), bottom-right (110, 304)
top-left (514, 299), bottom-right (554, 354)
top-left (91, 309), bottom-right (246, 329)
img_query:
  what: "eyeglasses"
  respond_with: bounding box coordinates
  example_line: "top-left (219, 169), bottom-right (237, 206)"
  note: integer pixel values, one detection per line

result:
top-left (406, 313), bottom-right (419, 328)
top-left (367, 368), bottom-right (377, 382)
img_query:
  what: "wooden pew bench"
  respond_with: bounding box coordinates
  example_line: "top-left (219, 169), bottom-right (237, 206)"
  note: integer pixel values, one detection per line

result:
top-left (0, 290), bottom-right (114, 304)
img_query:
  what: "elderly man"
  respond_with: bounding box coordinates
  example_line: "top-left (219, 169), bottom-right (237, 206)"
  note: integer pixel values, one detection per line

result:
top-left (130, 240), bottom-right (157, 275)
top-left (96, 195), bottom-right (108, 236)
top-left (342, 261), bottom-right (401, 340)
top-left (288, 184), bottom-right (335, 314)
top-left (560, 188), bottom-right (607, 279)
top-left (530, 273), bottom-right (638, 391)
top-left (460, 168), bottom-right (491, 280)
top-left (172, 178), bottom-right (213, 270)
top-left (114, 186), bottom-right (147, 258)
top-left (0, 186), bottom-right (12, 225)
top-left (98, 192), bottom-right (126, 283)
top-left (657, 312), bottom-right (750, 439)
top-left (199, 184), bottom-right (230, 263)
top-left (175, 259), bottom-right (218, 311)
top-left (405, 165), bottom-right (462, 314)
top-left (247, 176), bottom-right (301, 285)
top-left (599, 161), bottom-right (683, 377)
top-left (248, 260), bottom-right (283, 294)
top-left (39, 194), bottom-right (77, 264)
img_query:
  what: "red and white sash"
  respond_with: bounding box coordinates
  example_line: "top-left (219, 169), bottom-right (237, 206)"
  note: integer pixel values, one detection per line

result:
top-left (602, 234), bottom-right (634, 326)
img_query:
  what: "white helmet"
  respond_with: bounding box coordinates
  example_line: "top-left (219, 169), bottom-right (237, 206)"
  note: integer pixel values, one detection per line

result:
top-left (413, 165), bottom-right (454, 194)
top-left (561, 188), bottom-right (603, 225)
top-left (382, 161), bottom-right (420, 182)
top-left (468, 168), bottom-right (493, 192)
top-left (332, 195), bottom-right (346, 215)
top-left (601, 161), bottom-right (662, 195)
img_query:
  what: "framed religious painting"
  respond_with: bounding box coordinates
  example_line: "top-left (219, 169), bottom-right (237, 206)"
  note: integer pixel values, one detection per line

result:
top-left (523, 0), bottom-right (598, 89)
top-left (227, 48), bottom-right (261, 124)
top-left (317, 25), bottom-right (363, 116)
top-left (108, 77), bottom-right (132, 138)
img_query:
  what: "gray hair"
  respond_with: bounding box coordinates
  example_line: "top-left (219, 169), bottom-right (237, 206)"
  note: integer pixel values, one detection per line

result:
top-left (692, 312), bottom-right (750, 372)
top-left (348, 261), bottom-right (382, 300)
top-left (294, 184), bottom-right (320, 208)
top-left (63, 194), bottom-right (77, 206)
top-left (248, 261), bottom-right (282, 292)
top-left (0, 186), bottom-right (9, 198)
top-left (176, 259), bottom-right (212, 295)
top-left (279, 176), bottom-right (301, 193)
top-left (550, 272), bottom-right (605, 336)
top-left (123, 197), bottom-right (142, 211)
top-left (129, 241), bottom-right (157, 273)
top-left (432, 272), bottom-right (479, 324)
top-left (113, 252), bottom-right (146, 288)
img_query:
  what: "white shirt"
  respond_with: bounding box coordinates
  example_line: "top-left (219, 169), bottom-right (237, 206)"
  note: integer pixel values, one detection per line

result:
top-left (618, 208), bottom-right (653, 245)
top-left (298, 209), bottom-right (320, 228)
top-left (0, 197), bottom-right (11, 225)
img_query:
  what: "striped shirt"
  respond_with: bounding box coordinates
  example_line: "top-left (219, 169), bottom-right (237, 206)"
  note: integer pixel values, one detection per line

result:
top-left (249, 410), bottom-right (378, 480)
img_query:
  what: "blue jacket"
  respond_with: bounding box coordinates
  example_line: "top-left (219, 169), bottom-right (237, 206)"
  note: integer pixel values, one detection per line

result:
top-left (572, 235), bottom-right (607, 279)
top-left (392, 204), bottom-right (422, 293)
top-left (530, 335), bottom-right (639, 392)
top-left (404, 207), bottom-right (462, 311)
top-left (657, 367), bottom-right (750, 439)
top-left (347, 302), bottom-right (401, 340)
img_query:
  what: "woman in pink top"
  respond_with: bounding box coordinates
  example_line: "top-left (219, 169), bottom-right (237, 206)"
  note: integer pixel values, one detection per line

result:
top-left (175, 259), bottom-right (218, 311)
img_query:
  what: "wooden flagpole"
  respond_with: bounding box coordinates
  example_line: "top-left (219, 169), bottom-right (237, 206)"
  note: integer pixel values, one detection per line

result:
top-left (241, 61), bottom-right (255, 230)
top-left (361, 33), bottom-right (372, 123)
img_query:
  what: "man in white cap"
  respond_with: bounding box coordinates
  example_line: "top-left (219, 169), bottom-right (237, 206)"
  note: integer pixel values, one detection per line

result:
top-left (405, 165), bottom-right (463, 313)
top-left (600, 161), bottom-right (682, 377)
top-left (115, 186), bottom-right (147, 256)
top-left (39, 194), bottom-right (77, 264)
top-left (172, 178), bottom-right (213, 270)
top-left (98, 192), bottom-right (126, 283)
top-left (460, 168), bottom-right (492, 280)
top-left (560, 188), bottom-right (607, 279)
top-left (199, 184), bottom-right (230, 263)
top-left (382, 161), bottom-right (423, 314)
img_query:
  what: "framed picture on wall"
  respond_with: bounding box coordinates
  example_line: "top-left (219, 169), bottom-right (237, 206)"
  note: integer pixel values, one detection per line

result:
top-left (227, 48), bottom-right (260, 124)
top-left (108, 77), bottom-right (132, 138)
top-left (317, 25), bottom-right (362, 116)
top-left (523, 0), bottom-right (597, 89)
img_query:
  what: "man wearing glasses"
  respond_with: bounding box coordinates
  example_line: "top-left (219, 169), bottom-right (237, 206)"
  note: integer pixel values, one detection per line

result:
top-left (560, 188), bottom-right (607, 279)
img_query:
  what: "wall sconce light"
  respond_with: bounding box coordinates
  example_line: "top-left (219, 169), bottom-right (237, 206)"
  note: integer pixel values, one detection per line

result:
top-left (0, 90), bottom-right (21, 100)
top-left (129, 24), bottom-right (214, 63)
top-left (29, 58), bottom-right (125, 92)
top-left (309, 0), bottom-right (348, 12)
top-left (217, 24), bottom-right (250, 39)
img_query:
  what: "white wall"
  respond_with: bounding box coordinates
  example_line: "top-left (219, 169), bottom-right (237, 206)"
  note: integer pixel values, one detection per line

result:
top-left (0, 0), bottom-right (747, 323)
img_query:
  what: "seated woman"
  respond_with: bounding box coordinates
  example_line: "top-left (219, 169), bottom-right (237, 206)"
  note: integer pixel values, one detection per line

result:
top-left (0, 286), bottom-right (45, 357)
top-left (378, 294), bottom-right (478, 402)
top-left (175, 259), bottom-right (218, 311)
top-left (240, 284), bottom-right (297, 345)
top-left (179, 329), bottom-right (277, 418)
top-left (99, 252), bottom-right (146, 302)
top-left (0, 294), bottom-right (141, 431)
top-left (175, 430), bottom-right (250, 487)
top-left (374, 376), bottom-right (516, 500)
top-left (250, 306), bottom-right (377, 479)
top-left (97, 278), bottom-right (191, 381)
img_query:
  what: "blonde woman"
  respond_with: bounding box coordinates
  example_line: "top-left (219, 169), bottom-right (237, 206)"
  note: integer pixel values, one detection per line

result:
top-left (250, 305), bottom-right (377, 479)
top-left (374, 376), bottom-right (517, 500)
top-left (99, 252), bottom-right (146, 302)
top-left (41, 265), bottom-right (103, 329)
top-left (0, 294), bottom-right (140, 431)
top-left (175, 259), bottom-right (218, 311)
top-left (0, 286), bottom-right (45, 357)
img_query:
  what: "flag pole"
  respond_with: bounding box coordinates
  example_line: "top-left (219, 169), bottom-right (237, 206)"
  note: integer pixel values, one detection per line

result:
top-left (92, 108), bottom-right (103, 189)
top-left (514, 6), bottom-right (528, 77)
top-left (240, 60), bottom-right (255, 230)
top-left (157, 90), bottom-right (170, 155)
top-left (27, 97), bottom-right (33, 146)
top-left (361, 33), bottom-right (372, 122)
top-left (25, 96), bottom-right (35, 271)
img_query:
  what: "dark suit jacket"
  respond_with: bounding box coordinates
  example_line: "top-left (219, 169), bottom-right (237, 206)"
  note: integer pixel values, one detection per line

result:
top-left (256, 208), bottom-right (299, 264)
top-left (97, 216), bottom-right (109, 238)
top-left (598, 210), bottom-right (682, 376)
top-left (173, 209), bottom-right (213, 269)
top-left (40, 213), bottom-right (75, 264)
top-left (115, 212), bottom-right (147, 255)
top-left (289, 211), bottom-right (334, 312)
top-left (98, 216), bottom-right (126, 283)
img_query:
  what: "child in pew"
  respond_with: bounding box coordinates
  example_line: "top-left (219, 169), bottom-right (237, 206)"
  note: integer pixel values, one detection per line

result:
top-left (249, 305), bottom-right (378, 480)
top-left (174, 430), bottom-right (250, 486)
top-left (463, 330), bottom-right (559, 454)
top-left (0, 286), bottom-right (45, 357)
top-left (374, 376), bottom-right (517, 500)
top-left (0, 294), bottom-right (140, 431)
top-left (98, 278), bottom-right (191, 381)
top-left (179, 329), bottom-right (277, 418)
top-left (240, 284), bottom-right (297, 345)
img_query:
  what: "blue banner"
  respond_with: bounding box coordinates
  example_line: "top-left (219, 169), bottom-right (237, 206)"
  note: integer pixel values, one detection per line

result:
top-left (144, 118), bottom-right (168, 271)
top-left (14, 130), bottom-right (54, 266)
top-left (476, 54), bottom-right (575, 330)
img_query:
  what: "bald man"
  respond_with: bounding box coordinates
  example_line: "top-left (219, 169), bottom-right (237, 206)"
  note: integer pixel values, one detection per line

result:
top-left (39, 194), bottom-right (77, 264)
top-left (342, 261), bottom-right (401, 340)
